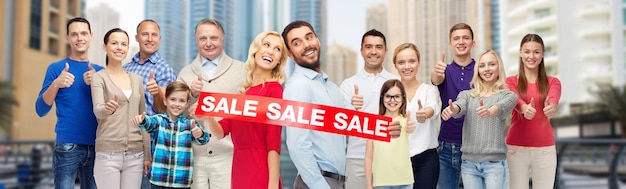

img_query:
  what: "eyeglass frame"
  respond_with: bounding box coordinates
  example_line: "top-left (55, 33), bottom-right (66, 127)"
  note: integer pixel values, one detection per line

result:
top-left (382, 94), bottom-right (405, 102)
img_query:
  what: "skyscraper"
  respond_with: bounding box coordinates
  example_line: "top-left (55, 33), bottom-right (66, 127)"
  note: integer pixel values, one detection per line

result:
top-left (145, 0), bottom-right (188, 72)
top-left (326, 43), bottom-right (357, 84)
top-left (86, 3), bottom-right (119, 67)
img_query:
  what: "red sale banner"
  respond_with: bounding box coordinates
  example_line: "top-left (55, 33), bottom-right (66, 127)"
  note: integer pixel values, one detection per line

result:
top-left (195, 92), bottom-right (393, 142)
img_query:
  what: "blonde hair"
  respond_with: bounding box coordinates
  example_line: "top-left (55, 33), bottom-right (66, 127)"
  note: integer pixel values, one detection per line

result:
top-left (239, 31), bottom-right (288, 93)
top-left (469, 49), bottom-right (508, 96)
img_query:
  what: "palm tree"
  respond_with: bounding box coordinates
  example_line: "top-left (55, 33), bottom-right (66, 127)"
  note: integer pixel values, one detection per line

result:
top-left (596, 83), bottom-right (626, 138)
top-left (0, 80), bottom-right (18, 134)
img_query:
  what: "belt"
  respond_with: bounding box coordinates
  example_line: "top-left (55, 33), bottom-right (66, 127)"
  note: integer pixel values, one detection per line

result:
top-left (321, 170), bottom-right (346, 182)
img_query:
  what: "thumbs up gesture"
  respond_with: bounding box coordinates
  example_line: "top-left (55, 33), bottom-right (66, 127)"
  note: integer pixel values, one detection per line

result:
top-left (351, 84), bottom-right (364, 110)
top-left (83, 62), bottom-right (96, 85)
top-left (476, 98), bottom-right (497, 118)
top-left (190, 75), bottom-right (204, 98)
top-left (433, 53), bottom-right (447, 77)
top-left (415, 100), bottom-right (427, 123)
top-left (131, 112), bottom-right (147, 126)
top-left (104, 94), bottom-right (120, 115)
top-left (406, 111), bottom-right (417, 134)
top-left (54, 63), bottom-right (75, 88)
top-left (441, 99), bottom-right (458, 121)
top-left (522, 98), bottom-right (537, 120)
top-left (190, 119), bottom-right (204, 138)
top-left (543, 98), bottom-right (556, 119)
top-left (146, 70), bottom-right (159, 95)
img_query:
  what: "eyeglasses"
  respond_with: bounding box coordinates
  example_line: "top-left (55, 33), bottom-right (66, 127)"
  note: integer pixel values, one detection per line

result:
top-left (383, 94), bottom-right (404, 102)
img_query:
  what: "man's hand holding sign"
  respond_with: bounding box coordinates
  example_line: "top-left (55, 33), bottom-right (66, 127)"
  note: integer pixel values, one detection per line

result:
top-left (193, 92), bottom-right (396, 142)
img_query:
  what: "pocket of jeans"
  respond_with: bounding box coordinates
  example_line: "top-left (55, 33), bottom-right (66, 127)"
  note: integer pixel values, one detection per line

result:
top-left (507, 147), bottom-right (517, 157)
top-left (133, 151), bottom-right (144, 159)
top-left (54, 143), bottom-right (76, 153)
top-left (95, 152), bottom-right (112, 160)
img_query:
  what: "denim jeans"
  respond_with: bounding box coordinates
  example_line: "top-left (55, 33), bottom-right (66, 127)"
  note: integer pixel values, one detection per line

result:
top-left (460, 160), bottom-right (508, 189)
top-left (411, 149), bottom-right (439, 189)
top-left (374, 184), bottom-right (413, 189)
top-left (436, 141), bottom-right (462, 189)
top-left (53, 142), bottom-right (96, 189)
top-left (150, 183), bottom-right (190, 189)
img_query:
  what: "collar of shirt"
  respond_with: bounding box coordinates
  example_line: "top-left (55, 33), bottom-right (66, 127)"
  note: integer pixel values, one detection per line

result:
top-left (357, 67), bottom-right (395, 79)
top-left (294, 64), bottom-right (328, 82)
top-left (131, 51), bottom-right (163, 65)
top-left (450, 59), bottom-right (475, 71)
top-left (158, 112), bottom-right (188, 124)
top-left (201, 54), bottom-right (222, 67)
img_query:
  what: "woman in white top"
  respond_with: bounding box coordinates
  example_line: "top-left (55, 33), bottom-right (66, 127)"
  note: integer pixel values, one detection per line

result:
top-left (393, 43), bottom-right (441, 189)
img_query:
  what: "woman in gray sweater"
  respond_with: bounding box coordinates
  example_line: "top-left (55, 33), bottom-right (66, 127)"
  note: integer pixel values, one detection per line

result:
top-left (441, 49), bottom-right (517, 189)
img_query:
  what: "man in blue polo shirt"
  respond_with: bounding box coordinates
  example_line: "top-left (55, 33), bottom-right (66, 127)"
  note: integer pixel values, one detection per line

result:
top-left (430, 23), bottom-right (476, 189)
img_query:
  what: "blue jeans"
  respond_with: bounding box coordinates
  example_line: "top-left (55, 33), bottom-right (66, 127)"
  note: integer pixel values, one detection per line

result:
top-left (436, 141), bottom-right (462, 189)
top-left (411, 149), bottom-right (439, 189)
top-left (374, 184), bottom-right (412, 189)
top-left (150, 183), bottom-right (189, 189)
top-left (53, 142), bottom-right (96, 189)
top-left (461, 160), bottom-right (508, 189)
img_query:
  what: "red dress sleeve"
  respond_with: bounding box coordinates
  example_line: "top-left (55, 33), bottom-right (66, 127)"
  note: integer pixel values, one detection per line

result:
top-left (218, 118), bottom-right (231, 136)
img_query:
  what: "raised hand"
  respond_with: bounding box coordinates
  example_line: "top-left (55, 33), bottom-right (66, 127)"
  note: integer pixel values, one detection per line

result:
top-left (352, 84), bottom-right (364, 110)
top-left (441, 99), bottom-right (458, 121)
top-left (83, 62), bottom-right (96, 85)
top-left (433, 53), bottom-right (447, 77)
top-left (406, 111), bottom-right (416, 133)
top-left (190, 119), bottom-right (204, 138)
top-left (415, 99), bottom-right (426, 123)
top-left (104, 94), bottom-right (120, 115)
top-left (54, 63), bottom-right (75, 88)
top-left (146, 70), bottom-right (159, 95)
top-left (475, 98), bottom-right (492, 118)
top-left (522, 98), bottom-right (536, 120)
top-left (131, 112), bottom-right (147, 126)
top-left (191, 75), bottom-right (203, 98)
top-left (543, 98), bottom-right (556, 119)
top-left (388, 119), bottom-right (402, 138)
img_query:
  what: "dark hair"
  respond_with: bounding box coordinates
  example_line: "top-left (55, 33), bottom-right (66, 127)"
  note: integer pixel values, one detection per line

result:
top-left (281, 20), bottom-right (316, 51)
top-left (517, 33), bottom-right (548, 103)
top-left (195, 18), bottom-right (225, 35)
top-left (165, 81), bottom-right (191, 100)
top-left (66, 17), bottom-right (91, 35)
top-left (449, 23), bottom-right (474, 40)
top-left (361, 29), bottom-right (386, 48)
top-left (103, 28), bottom-right (129, 66)
top-left (378, 79), bottom-right (407, 117)
top-left (136, 19), bottom-right (161, 34)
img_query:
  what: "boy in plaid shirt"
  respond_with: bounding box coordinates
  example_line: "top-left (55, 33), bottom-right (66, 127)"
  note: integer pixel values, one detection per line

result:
top-left (132, 81), bottom-right (209, 189)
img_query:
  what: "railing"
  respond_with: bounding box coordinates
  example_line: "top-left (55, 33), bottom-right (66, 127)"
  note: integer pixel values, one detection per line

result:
top-left (0, 141), bottom-right (55, 189)
top-left (555, 138), bottom-right (626, 189)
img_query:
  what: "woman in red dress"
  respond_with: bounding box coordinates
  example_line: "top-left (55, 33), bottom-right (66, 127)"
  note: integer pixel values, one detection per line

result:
top-left (194, 31), bottom-right (287, 189)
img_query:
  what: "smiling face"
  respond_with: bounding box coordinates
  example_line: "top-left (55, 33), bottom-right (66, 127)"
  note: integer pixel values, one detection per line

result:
top-left (67, 22), bottom-right (92, 55)
top-left (383, 86), bottom-right (404, 114)
top-left (135, 21), bottom-right (161, 56)
top-left (254, 35), bottom-right (285, 72)
top-left (520, 41), bottom-right (544, 71)
top-left (164, 90), bottom-right (189, 118)
top-left (448, 29), bottom-right (475, 57)
top-left (361, 36), bottom-right (387, 71)
top-left (285, 26), bottom-right (320, 71)
top-left (393, 47), bottom-right (420, 81)
top-left (477, 52), bottom-right (500, 84)
top-left (196, 23), bottom-right (224, 60)
top-left (104, 32), bottom-right (129, 64)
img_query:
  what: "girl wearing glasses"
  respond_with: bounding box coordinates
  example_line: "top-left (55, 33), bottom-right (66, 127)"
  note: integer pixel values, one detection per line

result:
top-left (365, 79), bottom-right (413, 189)
top-left (441, 49), bottom-right (517, 189)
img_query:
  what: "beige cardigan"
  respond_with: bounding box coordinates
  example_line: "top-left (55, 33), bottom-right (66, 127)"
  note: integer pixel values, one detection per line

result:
top-left (91, 70), bottom-right (150, 160)
top-left (177, 52), bottom-right (246, 157)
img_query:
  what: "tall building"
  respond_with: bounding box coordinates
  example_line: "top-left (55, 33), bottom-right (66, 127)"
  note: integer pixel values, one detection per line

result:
top-left (500, 0), bottom-right (625, 115)
top-left (145, 0), bottom-right (188, 72)
top-left (489, 0), bottom-right (501, 54)
top-left (86, 3), bottom-right (119, 67)
top-left (2, 0), bottom-right (85, 140)
top-left (290, 0), bottom-right (327, 74)
top-left (387, 0), bottom-right (483, 83)
top-left (326, 43), bottom-right (357, 84)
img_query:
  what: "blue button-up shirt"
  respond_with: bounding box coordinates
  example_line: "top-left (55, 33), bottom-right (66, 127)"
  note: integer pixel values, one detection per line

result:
top-left (283, 64), bottom-right (348, 189)
top-left (201, 54), bottom-right (221, 78)
top-left (123, 51), bottom-right (177, 116)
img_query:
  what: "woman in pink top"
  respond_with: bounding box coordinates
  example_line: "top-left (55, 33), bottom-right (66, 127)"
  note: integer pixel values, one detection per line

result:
top-left (505, 33), bottom-right (562, 189)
